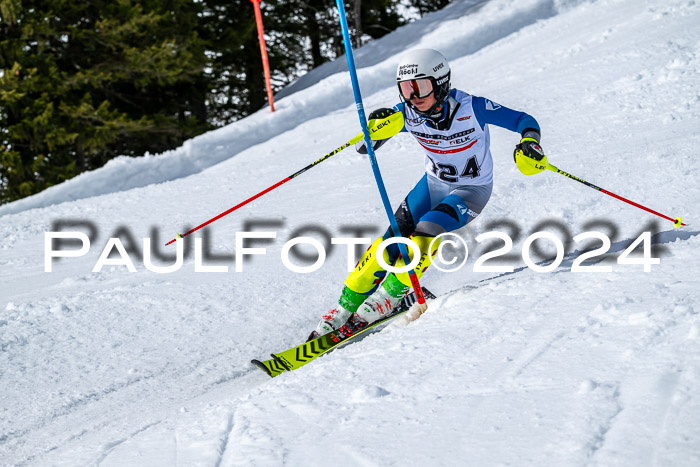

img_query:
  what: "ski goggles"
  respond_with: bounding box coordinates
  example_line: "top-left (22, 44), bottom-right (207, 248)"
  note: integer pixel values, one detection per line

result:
top-left (398, 78), bottom-right (434, 100)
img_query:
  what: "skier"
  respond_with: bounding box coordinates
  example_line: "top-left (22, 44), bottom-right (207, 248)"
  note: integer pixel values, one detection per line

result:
top-left (309, 48), bottom-right (547, 340)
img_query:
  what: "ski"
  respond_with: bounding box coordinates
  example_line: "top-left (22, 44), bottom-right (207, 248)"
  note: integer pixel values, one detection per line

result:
top-left (251, 287), bottom-right (435, 377)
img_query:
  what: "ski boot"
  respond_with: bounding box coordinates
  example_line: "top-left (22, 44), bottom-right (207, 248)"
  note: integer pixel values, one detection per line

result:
top-left (307, 306), bottom-right (353, 341)
top-left (355, 274), bottom-right (409, 325)
top-left (307, 286), bottom-right (369, 341)
top-left (306, 307), bottom-right (372, 341)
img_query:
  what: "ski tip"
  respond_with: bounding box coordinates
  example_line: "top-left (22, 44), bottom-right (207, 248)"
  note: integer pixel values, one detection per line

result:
top-left (251, 359), bottom-right (273, 377)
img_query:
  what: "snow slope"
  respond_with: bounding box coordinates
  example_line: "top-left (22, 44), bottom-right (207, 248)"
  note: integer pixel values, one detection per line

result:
top-left (1, 0), bottom-right (699, 465)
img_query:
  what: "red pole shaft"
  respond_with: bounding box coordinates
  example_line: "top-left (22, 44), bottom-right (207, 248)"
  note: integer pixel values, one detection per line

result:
top-left (165, 177), bottom-right (290, 245)
top-left (251, 0), bottom-right (275, 112)
top-left (164, 136), bottom-right (361, 246)
top-left (600, 188), bottom-right (679, 224)
top-left (549, 165), bottom-right (687, 227)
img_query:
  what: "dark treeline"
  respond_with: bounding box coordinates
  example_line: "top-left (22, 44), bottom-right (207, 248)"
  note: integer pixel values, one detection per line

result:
top-left (0, 0), bottom-right (449, 204)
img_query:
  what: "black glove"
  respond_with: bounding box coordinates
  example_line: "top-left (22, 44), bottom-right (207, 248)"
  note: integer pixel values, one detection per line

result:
top-left (513, 130), bottom-right (544, 161)
top-left (514, 137), bottom-right (545, 160)
top-left (368, 107), bottom-right (395, 120)
top-left (513, 130), bottom-right (547, 175)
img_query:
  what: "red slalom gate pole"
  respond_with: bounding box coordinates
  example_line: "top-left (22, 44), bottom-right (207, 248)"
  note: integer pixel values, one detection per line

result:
top-left (250, 0), bottom-right (275, 112)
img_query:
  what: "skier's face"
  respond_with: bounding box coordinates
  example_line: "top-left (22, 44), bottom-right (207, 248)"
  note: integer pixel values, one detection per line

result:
top-left (411, 93), bottom-right (437, 112)
top-left (399, 78), bottom-right (438, 112)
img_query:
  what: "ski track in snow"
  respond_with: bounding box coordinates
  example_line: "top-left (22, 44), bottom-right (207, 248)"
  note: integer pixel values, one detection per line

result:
top-left (2, 0), bottom-right (700, 465)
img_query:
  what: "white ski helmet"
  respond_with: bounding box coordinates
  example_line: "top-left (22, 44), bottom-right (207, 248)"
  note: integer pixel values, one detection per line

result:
top-left (396, 49), bottom-right (451, 115)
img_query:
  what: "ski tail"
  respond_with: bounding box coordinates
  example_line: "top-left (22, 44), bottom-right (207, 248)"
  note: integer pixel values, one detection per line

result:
top-left (251, 359), bottom-right (273, 377)
top-left (251, 356), bottom-right (288, 378)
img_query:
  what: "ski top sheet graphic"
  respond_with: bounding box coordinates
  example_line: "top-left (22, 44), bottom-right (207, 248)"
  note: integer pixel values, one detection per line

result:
top-left (252, 288), bottom-right (435, 377)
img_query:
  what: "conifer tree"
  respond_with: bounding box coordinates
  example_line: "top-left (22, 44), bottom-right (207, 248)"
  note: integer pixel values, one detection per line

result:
top-left (0, 0), bottom-right (209, 202)
top-left (0, 0), bottom-right (451, 204)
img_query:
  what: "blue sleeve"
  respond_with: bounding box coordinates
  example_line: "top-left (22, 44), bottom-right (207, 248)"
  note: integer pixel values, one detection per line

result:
top-left (472, 96), bottom-right (539, 136)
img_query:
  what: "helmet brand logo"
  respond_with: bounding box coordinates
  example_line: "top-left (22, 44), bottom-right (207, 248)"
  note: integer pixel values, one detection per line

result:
top-left (398, 64), bottom-right (418, 76)
top-left (433, 63), bottom-right (444, 72)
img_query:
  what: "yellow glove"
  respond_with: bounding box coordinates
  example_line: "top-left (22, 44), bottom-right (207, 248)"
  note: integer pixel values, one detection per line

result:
top-left (513, 137), bottom-right (548, 175)
top-left (355, 108), bottom-right (396, 154)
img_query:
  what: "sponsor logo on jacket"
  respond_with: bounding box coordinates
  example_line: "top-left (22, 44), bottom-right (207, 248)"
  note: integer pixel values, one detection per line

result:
top-left (411, 128), bottom-right (474, 141)
top-left (415, 136), bottom-right (441, 145)
top-left (449, 136), bottom-right (474, 146)
top-left (406, 116), bottom-right (427, 126)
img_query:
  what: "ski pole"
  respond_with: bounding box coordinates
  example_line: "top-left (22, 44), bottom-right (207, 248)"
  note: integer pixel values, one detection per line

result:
top-left (545, 162), bottom-right (686, 228)
top-left (165, 113), bottom-right (405, 245)
top-left (335, 0), bottom-right (427, 310)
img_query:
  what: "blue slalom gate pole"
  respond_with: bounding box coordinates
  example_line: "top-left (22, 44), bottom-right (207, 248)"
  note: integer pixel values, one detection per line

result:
top-left (334, 0), bottom-right (426, 307)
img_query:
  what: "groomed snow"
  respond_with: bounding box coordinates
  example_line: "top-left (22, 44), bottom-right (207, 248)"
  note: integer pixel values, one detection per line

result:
top-left (1, 0), bottom-right (699, 465)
